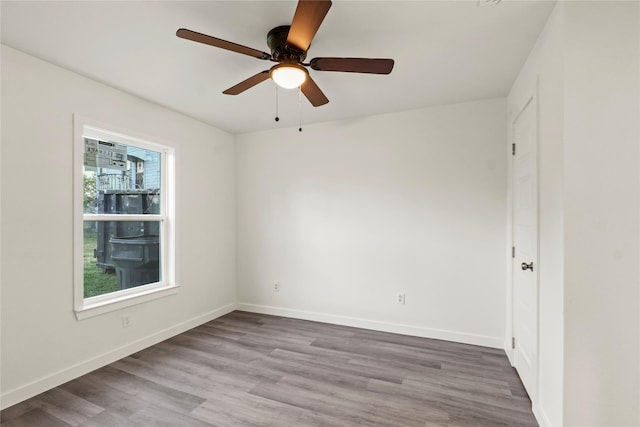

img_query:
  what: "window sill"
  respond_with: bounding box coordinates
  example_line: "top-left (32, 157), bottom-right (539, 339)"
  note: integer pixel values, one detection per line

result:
top-left (75, 283), bottom-right (179, 320)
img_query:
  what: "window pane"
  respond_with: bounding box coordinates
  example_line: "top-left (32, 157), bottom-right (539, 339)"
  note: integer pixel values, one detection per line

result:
top-left (83, 138), bottom-right (161, 214)
top-left (84, 220), bottom-right (162, 298)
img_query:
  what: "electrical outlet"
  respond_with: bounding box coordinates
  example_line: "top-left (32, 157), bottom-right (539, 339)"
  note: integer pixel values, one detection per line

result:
top-left (273, 282), bottom-right (280, 292)
top-left (122, 315), bottom-right (131, 328)
top-left (397, 293), bottom-right (406, 305)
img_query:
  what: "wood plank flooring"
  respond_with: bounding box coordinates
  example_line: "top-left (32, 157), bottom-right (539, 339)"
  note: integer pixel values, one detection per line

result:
top-left (1, 311), bottom-right (537, 426)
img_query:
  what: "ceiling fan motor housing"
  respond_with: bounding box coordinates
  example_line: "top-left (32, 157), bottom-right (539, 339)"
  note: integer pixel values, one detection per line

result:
top-left (267, 25), bottom-right (307, 63)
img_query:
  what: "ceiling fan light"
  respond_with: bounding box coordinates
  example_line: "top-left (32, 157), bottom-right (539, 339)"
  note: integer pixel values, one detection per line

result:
top-left (271, 63), bottom-right (307, 89)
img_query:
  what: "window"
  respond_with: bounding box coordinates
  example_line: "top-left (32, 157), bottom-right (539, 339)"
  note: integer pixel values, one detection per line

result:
top-left (74, 116), bottom-right (176, 319)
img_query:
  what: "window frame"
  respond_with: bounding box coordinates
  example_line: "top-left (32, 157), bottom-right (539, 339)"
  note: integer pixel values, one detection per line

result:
top-left (73, 115), bottom-right (177, 320)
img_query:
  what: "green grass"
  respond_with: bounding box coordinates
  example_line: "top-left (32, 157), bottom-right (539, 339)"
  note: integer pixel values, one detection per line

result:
top-left (84, 231), bottom-right (119, 298)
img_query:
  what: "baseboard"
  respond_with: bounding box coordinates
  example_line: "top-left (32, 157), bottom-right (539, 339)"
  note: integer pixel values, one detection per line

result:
top-left (237, 302), bottom-right (503, 349)
top-left (533, 402), bottom-right (552, 427)
top-left (0, 302), bottom-right (236, 410)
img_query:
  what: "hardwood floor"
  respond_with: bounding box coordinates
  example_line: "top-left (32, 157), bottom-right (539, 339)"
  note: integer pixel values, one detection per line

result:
top-left (1, 311), bottom-right (537, 426)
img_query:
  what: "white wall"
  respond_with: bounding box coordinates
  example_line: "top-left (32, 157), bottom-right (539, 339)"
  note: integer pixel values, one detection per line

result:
top-left (236, 98), bottom-right (507, 348)
top-left (562, 2), bottom-right (639, 426)
top-left (509, 2), bottom-right (640, 426)
top-left (0, 46), bottom-right (237, 408)
top-left (508, 3), bottom-right (565, 425)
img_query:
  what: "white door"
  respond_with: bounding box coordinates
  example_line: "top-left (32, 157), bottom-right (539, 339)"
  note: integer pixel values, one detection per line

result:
top-left (512, 95), bottom-right (539, 401)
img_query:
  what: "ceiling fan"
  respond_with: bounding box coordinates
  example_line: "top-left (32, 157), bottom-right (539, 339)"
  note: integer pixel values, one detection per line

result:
top-left (176, 0), bottom-right (394, 107)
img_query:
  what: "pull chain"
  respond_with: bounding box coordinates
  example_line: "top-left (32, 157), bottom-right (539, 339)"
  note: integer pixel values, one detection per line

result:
top-left (298, 87), bottom-right (303, 132)
top-left (274, 85), bottom-right (280, 122)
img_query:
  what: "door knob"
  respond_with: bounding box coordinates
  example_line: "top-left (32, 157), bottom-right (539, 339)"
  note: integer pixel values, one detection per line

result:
top-left (521, 262), bottom-right (534, 272)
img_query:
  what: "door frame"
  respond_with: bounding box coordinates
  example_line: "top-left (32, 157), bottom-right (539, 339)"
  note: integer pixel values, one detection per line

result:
top-left (506, 85), bottom-right (540, 404)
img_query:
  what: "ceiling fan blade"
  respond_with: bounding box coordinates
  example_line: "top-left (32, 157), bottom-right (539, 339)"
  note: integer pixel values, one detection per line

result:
top-left (310, 57), bottom-right (395, 74)
top-left (223, 71), bottom-right (271, 95)
top-left (177, 28), bottom-right (271, 60)
top-left (301, 75), bottom-right (329, 107)
top-left (286, 0), bottom-right (332, 52)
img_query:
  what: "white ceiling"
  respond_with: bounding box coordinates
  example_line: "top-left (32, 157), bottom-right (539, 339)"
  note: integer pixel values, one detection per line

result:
top-left (1, 1), bottom-right (555, 134)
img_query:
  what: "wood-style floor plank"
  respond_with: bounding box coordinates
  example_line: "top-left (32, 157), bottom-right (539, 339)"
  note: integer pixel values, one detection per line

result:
top-left (1, 311), bottom-right (537, 426)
